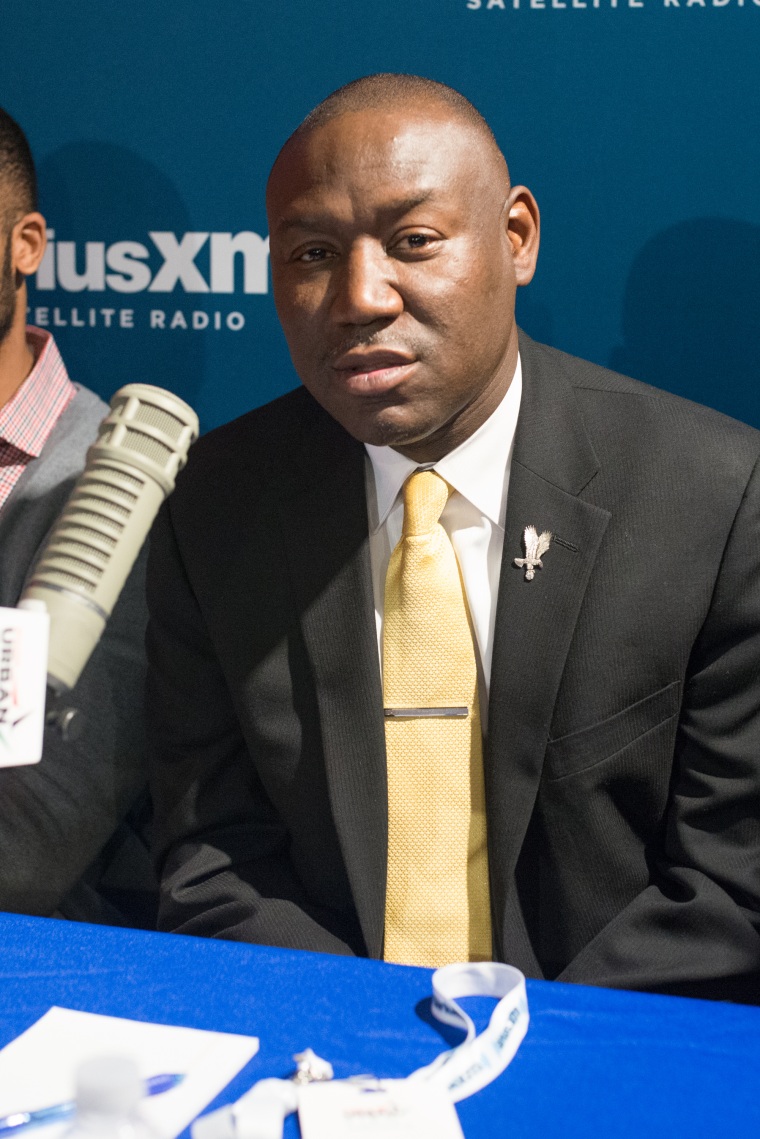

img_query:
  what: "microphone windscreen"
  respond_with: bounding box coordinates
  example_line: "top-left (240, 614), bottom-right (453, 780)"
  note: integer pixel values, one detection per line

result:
top-left (21, 384), bottom-right (199, 692)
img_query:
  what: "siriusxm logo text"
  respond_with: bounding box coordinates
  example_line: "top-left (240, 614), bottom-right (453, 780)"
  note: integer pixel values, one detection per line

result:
top-left (35, 230), bottom-right (270, 295)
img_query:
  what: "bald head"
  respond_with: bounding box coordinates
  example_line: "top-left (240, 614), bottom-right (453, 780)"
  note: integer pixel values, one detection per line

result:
top-left (272, 73), bottom-right (510, 196)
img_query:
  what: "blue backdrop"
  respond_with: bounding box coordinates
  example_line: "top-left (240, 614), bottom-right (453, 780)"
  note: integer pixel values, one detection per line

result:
top-left (4, 0), bottom-right (759, 433)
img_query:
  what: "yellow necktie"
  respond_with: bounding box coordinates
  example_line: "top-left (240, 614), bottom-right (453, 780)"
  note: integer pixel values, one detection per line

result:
top-left (382, 469), bottom-right (492, 967)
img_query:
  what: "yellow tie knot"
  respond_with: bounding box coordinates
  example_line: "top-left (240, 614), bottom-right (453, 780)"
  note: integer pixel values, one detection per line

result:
top-left (402, 469), bottom-right (450, 537)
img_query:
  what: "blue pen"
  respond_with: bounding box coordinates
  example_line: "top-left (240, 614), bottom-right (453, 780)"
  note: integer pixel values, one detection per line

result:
top-left (0, 1073), bottom-right (185, 1137)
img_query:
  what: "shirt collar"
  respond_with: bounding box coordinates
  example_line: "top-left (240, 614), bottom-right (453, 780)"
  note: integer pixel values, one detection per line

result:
top-left (365, 354), bottom-right (522, 532)
top-left (0, 328), bottom-right (76, 457)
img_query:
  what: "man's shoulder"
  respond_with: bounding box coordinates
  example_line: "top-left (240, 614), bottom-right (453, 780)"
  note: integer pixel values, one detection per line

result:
top-left (36, 382), bottom-right (110, 463)
top-left (524, 334), bottom-right (760, 458)
top-left (198, 384), bottom-right (320, 450)
top-left (181, 385), bottom-right (339, 485)
top-left (14, 383), bottom-right (109, 495)
top-left (161, 385), bottom-right (351, 557)
top-left (65, 382), bottom-right (109, 430)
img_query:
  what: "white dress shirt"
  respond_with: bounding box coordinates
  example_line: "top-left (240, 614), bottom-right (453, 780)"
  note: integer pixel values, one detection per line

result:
top-left (364, 357), bottom-right (522, 716)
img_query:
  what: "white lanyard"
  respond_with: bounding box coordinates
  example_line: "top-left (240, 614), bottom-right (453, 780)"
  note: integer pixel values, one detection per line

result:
top-left (191, 962), bottom-right (529, 1139)
top-left (408, 962), bottom-right (529, 1102)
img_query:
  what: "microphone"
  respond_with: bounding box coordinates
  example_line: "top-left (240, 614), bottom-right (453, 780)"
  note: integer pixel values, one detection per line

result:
top-left (21, 384), bottom-right (199, 694)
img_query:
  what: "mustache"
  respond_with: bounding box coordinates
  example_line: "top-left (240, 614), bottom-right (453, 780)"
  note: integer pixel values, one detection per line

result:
top-left (324, 334), bottom-right (424, 365)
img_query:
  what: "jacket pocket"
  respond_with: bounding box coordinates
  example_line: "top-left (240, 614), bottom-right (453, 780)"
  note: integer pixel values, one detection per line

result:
top-left (545, 680), bottom-right (682, 782)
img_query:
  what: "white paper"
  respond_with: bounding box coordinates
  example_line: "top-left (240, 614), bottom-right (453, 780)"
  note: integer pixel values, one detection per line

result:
top-left (298, 1080), bottom-right (465, 1139)
top-left (0, 604), bottom-right (49, 767)
top-left (0, 1006), bottom-right (259, 1138)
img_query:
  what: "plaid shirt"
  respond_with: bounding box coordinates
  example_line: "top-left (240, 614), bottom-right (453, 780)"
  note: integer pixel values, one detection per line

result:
top-left (0, 328), bottom-right (76, 513)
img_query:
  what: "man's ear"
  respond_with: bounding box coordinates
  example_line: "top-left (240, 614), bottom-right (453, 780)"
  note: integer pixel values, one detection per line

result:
top-left (11, 212), bottom-right (47, 279)
top-left (505, 186), bottom-right (540, 287)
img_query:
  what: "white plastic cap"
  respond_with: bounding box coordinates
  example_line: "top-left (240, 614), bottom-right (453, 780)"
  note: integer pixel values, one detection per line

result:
top-left (75, 1056), bottom-right (142, 1116)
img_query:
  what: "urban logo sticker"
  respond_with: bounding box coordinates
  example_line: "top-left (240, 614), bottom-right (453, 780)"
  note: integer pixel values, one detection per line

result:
top-left (0, 628), bottom-right (33, 753)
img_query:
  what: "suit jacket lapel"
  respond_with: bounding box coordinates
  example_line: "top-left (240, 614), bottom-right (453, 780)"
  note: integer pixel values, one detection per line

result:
top-left (487, 334), bottom-right (611, 966)
top-left (278, 401), bottom-right (387, 958)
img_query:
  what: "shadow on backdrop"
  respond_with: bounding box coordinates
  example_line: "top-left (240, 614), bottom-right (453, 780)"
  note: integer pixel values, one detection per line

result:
top-left (610, 218), bottom-right (760, 431)
top-left (515, 290), bottom-right (555, 349)
top-left (31, 142), bottom-right (205, 417)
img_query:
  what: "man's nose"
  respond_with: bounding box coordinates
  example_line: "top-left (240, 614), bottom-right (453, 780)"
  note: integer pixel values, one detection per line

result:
top-left (330, 241), bottom-right (403, 325)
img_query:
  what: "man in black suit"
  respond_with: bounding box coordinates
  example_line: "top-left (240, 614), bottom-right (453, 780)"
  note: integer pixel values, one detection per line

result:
top-left (147, 74), bottom-right (760, 1001)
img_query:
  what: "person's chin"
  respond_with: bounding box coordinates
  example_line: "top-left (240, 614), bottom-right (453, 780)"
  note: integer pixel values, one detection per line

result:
top-left (301, 376), bottom-right (434, 449)
top-left (344, 407), bottom-right (435, 450)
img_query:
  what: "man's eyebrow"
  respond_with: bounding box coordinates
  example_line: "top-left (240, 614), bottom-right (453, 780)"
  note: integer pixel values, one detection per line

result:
top-left (377, 192), bottom-right (438, 216)
top-left (275, 192), bottom-right (439, 233)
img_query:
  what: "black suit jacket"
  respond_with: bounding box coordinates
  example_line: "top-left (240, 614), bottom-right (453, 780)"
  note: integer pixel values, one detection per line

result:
top-left (147, 334), bottom-right (760, 1001)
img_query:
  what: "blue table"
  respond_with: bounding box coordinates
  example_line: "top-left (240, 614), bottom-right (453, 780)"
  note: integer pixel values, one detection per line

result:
top-left (0, 912), bottom-right (758, 1137)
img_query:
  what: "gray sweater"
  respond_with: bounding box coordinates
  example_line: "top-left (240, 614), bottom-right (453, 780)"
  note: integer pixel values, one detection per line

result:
top-left (0, 384), bottom-right (156, 925)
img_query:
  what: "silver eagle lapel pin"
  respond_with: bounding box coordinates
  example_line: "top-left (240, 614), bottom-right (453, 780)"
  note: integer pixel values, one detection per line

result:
top-left (514, 525), bottom-right (553, 581)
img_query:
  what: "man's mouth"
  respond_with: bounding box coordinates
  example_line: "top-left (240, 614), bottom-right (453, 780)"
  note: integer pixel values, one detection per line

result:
top-left (331, 350), bottom-right (417, 394)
